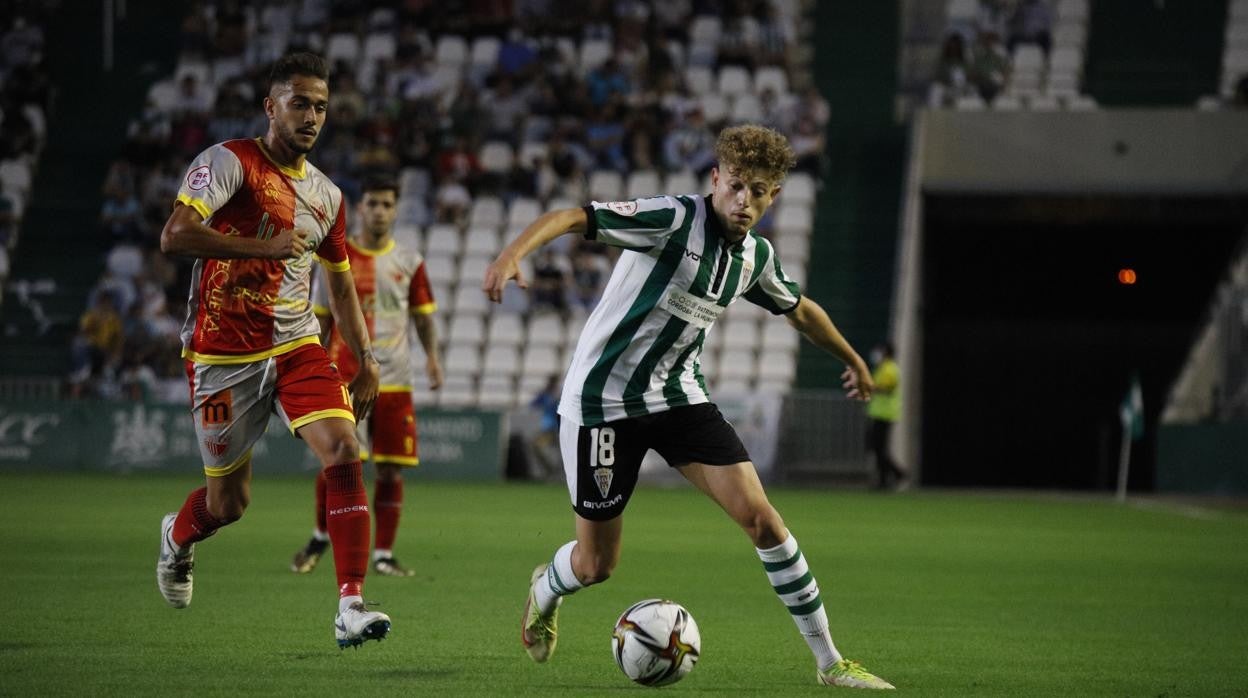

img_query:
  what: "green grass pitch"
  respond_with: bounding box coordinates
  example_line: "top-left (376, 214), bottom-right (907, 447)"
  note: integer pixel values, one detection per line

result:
top-left (1, 471), bottom-right (1246, 696)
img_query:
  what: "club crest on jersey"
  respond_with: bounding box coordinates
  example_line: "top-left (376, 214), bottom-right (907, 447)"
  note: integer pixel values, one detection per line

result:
top-left (187, 165), bottom-right (211, 191)
top-left (203, 436), bottom-right (229, 458)
top-left (606, 201), bottom-right (638, 216)
top-left (593, 467), bottom-right (613, 499)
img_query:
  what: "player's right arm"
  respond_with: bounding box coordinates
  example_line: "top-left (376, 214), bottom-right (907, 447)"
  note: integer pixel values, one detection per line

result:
top-left (160, 205), bottom-right (310, 260)
top-left (483, 207), bottom-right (587, 303)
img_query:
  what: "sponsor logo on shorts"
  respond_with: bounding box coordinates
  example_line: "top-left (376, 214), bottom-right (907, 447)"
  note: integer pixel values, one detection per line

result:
top-left (203, 437), bottom-right (229, 458)
top-left (581, 494), bottom-right (623, 510)
top-left (187, 165), bottom-right (211, 191)
top-left (202, 390), bottom-right (233, 426)
top-left (593, 467), bottom-right (613, 498)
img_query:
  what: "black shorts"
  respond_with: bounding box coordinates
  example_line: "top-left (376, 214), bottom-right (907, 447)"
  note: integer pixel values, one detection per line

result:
top-left (561, 403), bottom-right (751, 521)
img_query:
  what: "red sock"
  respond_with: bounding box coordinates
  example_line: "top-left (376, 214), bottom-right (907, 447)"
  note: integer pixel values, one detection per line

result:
top-left (324, 461), bottom-right (369, 598)
top-left (171, 487), bottom-right (225, 548)
top-left (374, 478), bottom-right (403, 552)
top-left (314, 469), bottom-right (328, 535)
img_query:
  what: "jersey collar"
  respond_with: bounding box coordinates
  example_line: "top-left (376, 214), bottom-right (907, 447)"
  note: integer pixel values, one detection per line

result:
top-left (348, 237), bottom-right (395, 256)
top-left (703, 195), bottom-right (747, 250)
top-left (254, 138), bottom-right (308, 180)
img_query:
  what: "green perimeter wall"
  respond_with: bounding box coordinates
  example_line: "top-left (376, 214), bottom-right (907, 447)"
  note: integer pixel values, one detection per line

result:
top-left (1157, 423), bottom-right (1248, 496)
top-left (0, 401), bottom-right (505, 480)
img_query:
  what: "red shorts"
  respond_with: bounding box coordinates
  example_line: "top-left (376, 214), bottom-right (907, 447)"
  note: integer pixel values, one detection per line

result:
top-left (185, 344), bottom-right (354, 475)
top-left (359, 390), bottom-right (419, 466)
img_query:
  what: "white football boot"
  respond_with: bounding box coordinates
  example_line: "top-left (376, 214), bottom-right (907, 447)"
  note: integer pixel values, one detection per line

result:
top-left (334, 602), bottom-right (392, 649)
top-left (156, 513), bottom-right (194, 609)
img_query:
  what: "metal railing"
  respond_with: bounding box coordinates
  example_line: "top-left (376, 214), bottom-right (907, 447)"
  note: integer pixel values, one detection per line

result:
top-left (774, 390), bottom-right (870, 483)
top-left (0, 377), bottom-right (62, 402)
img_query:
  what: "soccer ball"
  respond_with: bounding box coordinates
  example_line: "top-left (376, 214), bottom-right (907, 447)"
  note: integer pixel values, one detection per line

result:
top-left (611, 599), bottom-right (701, 687)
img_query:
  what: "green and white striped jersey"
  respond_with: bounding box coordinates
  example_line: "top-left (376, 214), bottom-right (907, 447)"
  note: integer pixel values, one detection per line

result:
top-left (559, 194), bottom-right (802, 427)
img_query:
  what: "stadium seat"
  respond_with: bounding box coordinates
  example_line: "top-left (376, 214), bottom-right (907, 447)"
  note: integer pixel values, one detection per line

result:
top-left (717, 65), bottom-right (752, 94)
top-left (698, 348), bottom-right (720, 378)
top-left (685, 65), bottom-right (715, 96)
top-left (488, 313), bottom-right (525, 347)
top-left (690, 15), bottom-right (723, 45)
top-left (992, 94), bottom-right (1023, 110)
top-left (589, 170), bottom-right (624, 201)
top-left (477, 376), bottom-right (516, 408)
top-left (775, 231), bottom-right (810, 265)
top-left (459, 256), bottom-right (491, 286)
top-left (954, 94), bottom-right (987, 110)
top-left (452, 285), bottom-right (490, 317)
top-left (435, 35), bottom-right (469, 66)
top-left (753, 66), bottom-right (788, 96)
top-left (507, 197), bottom-right (542, 230)
top-left (527, 314), bottom-right (564, 348)
top-left (212, 56), bottom-right (244, 84)
top-left (395, 197), bottom-right (429, 228)
top-left (722, 319), bottom-right (761, 352)
top-left (717, 376), bottom-right (753, 395)
top-left (478, 141), bottom-right (515, 174)
top-left (756, 376), bottom-right (792, 395)
top-left (470, 36), bottom-right (501, 71)
top-left (626, 170), bottom-right (662, 199)
top-left (399, 167), bottom-right (431, 198)
top-left (579, 38), bottom-right (613, 75)
top-left (1227, 23), bottom-right (1248, 51)
top-left (521, 344), bottom-right (563, 377)
top-left (437, 379), bottom-right (477, 407)
top-left (517, 142), bottom-right (548, 168)
top-left (447, 315), bottom-right (486, 347)
top-left (563, 313), bottom-right (587, 347)
top-left (424, 224), bottom-right (462, 257)
top-left (761, 326), bottom-right (800, 356)
top-left (362, 32), bottom-right (396, 64)
top-left (1056, 0), bottom-right (1089, 22)
top-left (326, 33), bottom-right (360, 67)
top-left (731, 93), bottom-right (763, 123)
top-left (698, 93), bottom-right (730, 122)
top-left (469, 196), bottom-right (506, 229)
top-left (1065, 94), bottom-right (1098, 111)
top-left (719, 349), bottom-right (757, 381)
top-left (463, 228), bottom-right (500, 257)
top-left (390, 223), bottom-right (419, 252)
top-left (782, 173), bottom-right (815, 205)
top-left (443, 343), bottom-right (482, 376)
top-left (174, 59), bottom-right (210, 86)
top-left (664, 169), bottom-right (700, 195)
top-left (1028, 93), bottom-right (1060, 111)
top-left (775, 204), bottom-right (813, 236)
top-left (757, 353), bottom-right (796, 383)
top-left (483, 346), bottom-right (521, 377)
top-left (1053, 21), bottom-right (1086, 49)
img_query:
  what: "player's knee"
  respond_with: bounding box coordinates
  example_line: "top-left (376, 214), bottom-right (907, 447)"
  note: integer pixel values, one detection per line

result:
top-left (326, 435), bottom-right (360, 465)
top-left (208, 491), bottom-right (248, 523)
top-left (576, 551), bottom-right (618, 585)
top-left (742, 507), bottom-right (786, 549)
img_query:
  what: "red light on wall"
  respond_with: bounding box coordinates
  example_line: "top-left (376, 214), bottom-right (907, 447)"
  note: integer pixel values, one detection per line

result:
top-left (1118, 268), bottom-right (1137, 285)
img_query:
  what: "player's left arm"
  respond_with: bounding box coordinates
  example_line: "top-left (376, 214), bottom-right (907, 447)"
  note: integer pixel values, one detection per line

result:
top-left (410, 311), bottom-right (443, 391)
top-left (784, 296), bottom-right (873, 401)
top-left (326, 267), bottom-right (380, 420)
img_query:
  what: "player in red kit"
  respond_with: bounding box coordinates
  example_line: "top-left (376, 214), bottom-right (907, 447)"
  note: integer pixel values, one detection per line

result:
top-left (291, 175), bottom-right (443, 578)
top-left (155, 53), bottom-right (391, 649)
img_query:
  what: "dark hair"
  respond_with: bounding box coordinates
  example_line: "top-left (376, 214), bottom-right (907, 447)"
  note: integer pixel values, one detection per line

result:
top-left (268, 52), bottom-right (329, 92)
top-left (360, 174), bottom-right (399, 198)
top-left (876, 341), bottom-right (896, 357)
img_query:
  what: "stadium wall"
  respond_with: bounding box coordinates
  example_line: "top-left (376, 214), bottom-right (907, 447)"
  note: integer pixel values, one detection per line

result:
top-left (0, 400), bottom-right (505, 480)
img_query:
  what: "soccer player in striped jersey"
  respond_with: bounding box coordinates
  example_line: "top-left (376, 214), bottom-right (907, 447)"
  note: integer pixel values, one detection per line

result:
top-left (290, 175), bottom-right (443, 578)
top-left (484, 125), bottom-right (894, 689)
top-left (155, 53), bottom-right (392, 649)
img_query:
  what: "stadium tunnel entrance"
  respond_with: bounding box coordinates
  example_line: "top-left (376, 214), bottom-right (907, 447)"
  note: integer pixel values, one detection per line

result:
top-left (919, 194), bottom-right (1248, 489)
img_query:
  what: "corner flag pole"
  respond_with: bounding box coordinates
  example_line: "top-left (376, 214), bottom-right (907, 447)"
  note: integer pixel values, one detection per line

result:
top-left (1117, 375), bottom-right (1143, 503)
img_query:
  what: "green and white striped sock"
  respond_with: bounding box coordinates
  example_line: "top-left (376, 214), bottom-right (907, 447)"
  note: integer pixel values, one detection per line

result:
top-left (534, 540), bottom-right (583, 614)
top-left (757, 533), bottom-right (843, 670)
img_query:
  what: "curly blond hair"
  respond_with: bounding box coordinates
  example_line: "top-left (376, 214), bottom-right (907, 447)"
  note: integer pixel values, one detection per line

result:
top-left (714, 124), bottom-right (797, 184)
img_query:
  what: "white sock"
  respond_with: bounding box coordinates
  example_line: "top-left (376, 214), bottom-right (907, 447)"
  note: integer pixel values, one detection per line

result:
top-left (373, 548), bottom-right (392, 561)
top-left (338, 594), bottom-right (363, 614)
top-left (756, 533), bottom-right (843, 670)
top-left (533, 540), bottom-right (583, 614)
top-left (312, 528), bottom-right (329, 542)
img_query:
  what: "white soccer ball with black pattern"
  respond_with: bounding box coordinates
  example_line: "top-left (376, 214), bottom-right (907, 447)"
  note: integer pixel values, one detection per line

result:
top-left (611, 599), bottom-right (701, 686)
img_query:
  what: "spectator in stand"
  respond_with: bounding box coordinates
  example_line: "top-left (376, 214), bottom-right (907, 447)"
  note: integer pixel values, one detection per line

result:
top-left (530, 248), bottom-right (570, 315)
top-left (498, 27), bottom-right (539, 78)
top-left (789, 116), bottom-right (825, 178)
top-left (69, 291), bottom-right (124, 394)
top-left (585, 102), bottom-right (630, 172)
top-left (1008, 0), bottom-right (1054, 55)
top-left (435, 135), bottom-right (483, 190)
top-left (935, 32), bottom-right (971, 101)
top-left (969, 29), bottom-right (1010, 102)
top-left (528, 375), bottom-right (562, 479)
top-left (433, 174), bottom-right (472, 225)
top-left (483, 75), bottom-right (529, 140)
top-left (99, 184), bottom-right (145, 242)
top-left (0, 180), bottom-right (16, 250)
top-left (569, 244), bottom-right (609, 310)
top-left (586, 57), bottom-right (631, 108)
top-left (756, 0), bottom-right (792, 69)
top-left (171, 74), bottom-right (214, 117)
top-left (662, 106), bottom-right (716, 175)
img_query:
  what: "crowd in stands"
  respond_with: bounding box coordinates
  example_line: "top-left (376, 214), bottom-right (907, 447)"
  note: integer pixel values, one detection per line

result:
top-left (70, 0), bottom-right (824, 402)
top-left (930, 0), bottom-right (1096, 111)
top-left (0, 4), bottom-right (51, 305)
